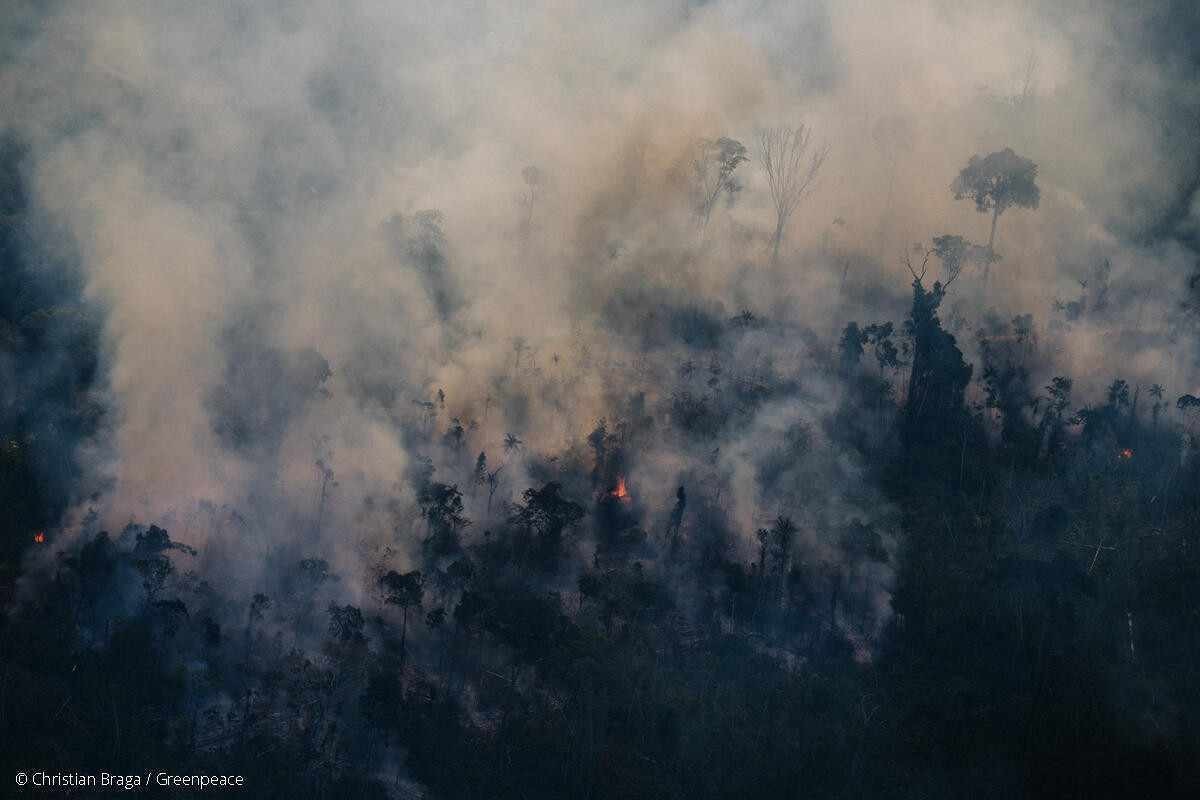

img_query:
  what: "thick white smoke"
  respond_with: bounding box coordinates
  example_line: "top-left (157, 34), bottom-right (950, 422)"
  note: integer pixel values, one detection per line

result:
top-left (2, 0), bottom-right (1196, 597)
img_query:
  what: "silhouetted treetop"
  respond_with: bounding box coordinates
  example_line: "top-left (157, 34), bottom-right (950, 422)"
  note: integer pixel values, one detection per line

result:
top-left (951, 147), bottom-right (1040, 265)
top-left (952, 148), bottom-right (1040, 215)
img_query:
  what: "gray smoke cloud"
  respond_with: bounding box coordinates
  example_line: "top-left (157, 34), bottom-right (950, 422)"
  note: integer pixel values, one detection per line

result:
top-left (2, 0), bottom-right (1197, 619)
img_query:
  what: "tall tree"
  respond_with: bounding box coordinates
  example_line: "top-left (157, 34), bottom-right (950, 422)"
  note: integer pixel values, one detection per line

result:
top-left (692, 136), bottom-right (749, 232)
top-left (418, 482), bottom-right (469, 557)
top-left (519, 164), bottom-right (543, 242)
top-left (509, 482), bottom-right (585, 567)
top-left (951, 148), bottom-right (1040, 271)
top-left (667, 485), bottom-right (687, 542)
top-left (486, 465), bottom-right (504, 514)
top-left (472, 451), bottom-right (487, 495)
top-left (769, 516), bottom-right (797, 576)
top-left (757, 124), bottom-right (828, 265)
top-left (901, 250), bottom-right (972, 467)
top-left (380, 569), bottom-right (424, 669)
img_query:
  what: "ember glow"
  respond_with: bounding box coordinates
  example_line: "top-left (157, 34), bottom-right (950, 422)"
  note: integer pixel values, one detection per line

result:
top-left (33, 532), bottom-right (45, 544)
top-left (610, 477), bottom-right (630, 501)
top-left (1120, 448), bottom-right (1134, 460)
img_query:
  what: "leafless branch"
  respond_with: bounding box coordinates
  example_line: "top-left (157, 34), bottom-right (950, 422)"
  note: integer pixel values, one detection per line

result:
top-left (903, 249), bottom-right (933, 283)
top-left (941, 257), bottom-right (963, 290)
top-left (757, 124), bottom-right (829, 263)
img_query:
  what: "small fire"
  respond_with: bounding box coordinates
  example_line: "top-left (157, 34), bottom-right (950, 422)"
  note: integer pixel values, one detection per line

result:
top-left (610, 476), bottom-right (629, 500)
top-left (1119, 448), bottom-right (1134, 460)
top-left (33, 531), bottom-right (45, 544)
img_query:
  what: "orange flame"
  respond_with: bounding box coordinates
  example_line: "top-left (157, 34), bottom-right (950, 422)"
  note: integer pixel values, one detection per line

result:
top-left (610, 476), bottom-right (629, 500)
top-left (1119, 448), bottom-right (1134, 460)
top-left (33, 531), bottom-right (45, 544)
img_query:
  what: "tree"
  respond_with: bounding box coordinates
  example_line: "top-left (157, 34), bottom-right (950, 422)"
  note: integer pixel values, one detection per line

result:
top-left (312, 457), bottom-right (335, 537)
top-left (512, 336), bottom-right (529, 375)
top-left (244, 592), bottom-right (271, 660)
top-left (443, 417), bottom-right (466, 454)
top-left (1036, 376), bottom-right (1073, 461)
top-left (131, 525), bottom-right (196, 603)
top-left (1150, 384), bottom-right (1166, 429)
top-left (486, 465), bottom-right (504, 515)
top-left (863, 322), bottom-right (901, 373)
top-left (418, 482), bottom-right (470, 557)
top-left (931, 234), bottom-right (988, 284)
top-left (851, 321), bottom-right (903, 439)
top-left (769, 516), bottom-right (797, 576)
top-left (509, 482), bottom-right (585, 567)
top-left (425, 606), bottom-right (446, 629)
top-left (587, 417), bottom-right (611, 488)
top-left (519, 165), bottom-right (543, 241)
top-left (839, 322), bottom-right (867, 375)
top-left (667, 485), bottom-right (687, 542)
top-left (979, 321), bottom-right (1037, 455)
top-left (951, 148), bottom-right (1040, 270)
top-left (380, 569), bottom-right (424, 668)
top-left (901, 250), bottom-right (973, 464)
top-left (1178, 393), bottom-right (1200, 441)
top-left (327, 603), bottom-right (366, 644)
top-left (473, 451), bottom-right (487, 494)
top-left (757, 125), bottom-right (828, 265)
top-left (1107, 379), bottom-right (1131, 411)
top-left (746, 528), bottom-right (764, 576)
top-left (693, 137), bottom-right (749, 232)
top-left (297, 557), bottom-right (331, 586)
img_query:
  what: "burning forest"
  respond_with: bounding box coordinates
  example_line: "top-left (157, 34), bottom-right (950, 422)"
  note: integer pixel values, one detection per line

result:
top-left (2, 1), bottom-right (1200, 798)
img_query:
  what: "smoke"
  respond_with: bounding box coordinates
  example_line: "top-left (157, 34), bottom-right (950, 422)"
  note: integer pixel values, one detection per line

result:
top-left (2, 0), bottom-right (1198, 618)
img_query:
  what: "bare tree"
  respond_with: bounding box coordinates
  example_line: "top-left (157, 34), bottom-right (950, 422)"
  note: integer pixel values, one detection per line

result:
top-left (518, 165), bottom-right (542, 242)
top-left (757, 124), bottom-right (829, 265)
top-left (692, 137), bottom-right (748, 233)
top-left (486, 465), bottom-right (504, 514)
